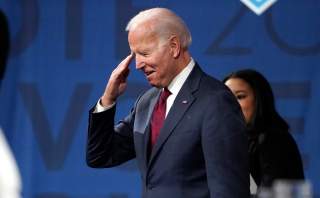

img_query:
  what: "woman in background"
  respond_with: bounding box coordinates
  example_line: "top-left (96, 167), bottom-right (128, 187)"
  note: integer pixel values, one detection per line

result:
top-left (223, 69), bottom-right (304, 190)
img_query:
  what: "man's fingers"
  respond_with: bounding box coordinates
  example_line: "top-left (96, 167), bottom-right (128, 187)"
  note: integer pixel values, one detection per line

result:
top-left (111, 53), bottom-right (133, 78)
top-left (122, 66), bottom-right (130, 80)
top-left (108, 54), bottom-right (133, 85)
top-left (119, 53), bottom-right (134, 70)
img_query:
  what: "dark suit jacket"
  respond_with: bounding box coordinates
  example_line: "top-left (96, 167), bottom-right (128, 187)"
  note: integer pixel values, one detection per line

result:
top-left (87, 64), bottom-right (250, 198)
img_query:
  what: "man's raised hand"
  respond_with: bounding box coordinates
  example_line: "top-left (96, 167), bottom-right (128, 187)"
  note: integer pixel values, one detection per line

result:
top-left (100, 53), bottom-right (134, 107)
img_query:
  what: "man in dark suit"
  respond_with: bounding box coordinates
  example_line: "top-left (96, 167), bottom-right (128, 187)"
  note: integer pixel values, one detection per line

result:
top-left (87, 7), bottom-right (249, 198)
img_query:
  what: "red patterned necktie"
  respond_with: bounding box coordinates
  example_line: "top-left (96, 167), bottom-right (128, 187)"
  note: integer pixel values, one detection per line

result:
top-left (150, 88), bottom-right (171, 148)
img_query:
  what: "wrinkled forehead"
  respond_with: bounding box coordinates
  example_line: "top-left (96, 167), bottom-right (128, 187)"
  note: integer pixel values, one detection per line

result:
top-left (128, 27), bottom-right (160, 50)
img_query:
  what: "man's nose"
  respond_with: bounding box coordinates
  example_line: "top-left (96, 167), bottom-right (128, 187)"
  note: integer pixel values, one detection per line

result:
top-left (135, 54), bottom-right (145, 69)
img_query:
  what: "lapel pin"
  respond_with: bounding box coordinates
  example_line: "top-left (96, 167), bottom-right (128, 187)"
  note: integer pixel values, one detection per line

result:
top-left (182, 100), bottom-right (188, 104)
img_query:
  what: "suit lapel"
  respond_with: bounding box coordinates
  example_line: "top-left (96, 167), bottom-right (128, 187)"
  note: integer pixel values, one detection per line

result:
top-left (148, 64), bottom-right (203, 167)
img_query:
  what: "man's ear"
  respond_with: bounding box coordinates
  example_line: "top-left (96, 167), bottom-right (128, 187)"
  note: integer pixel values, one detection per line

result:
top-left (169, 35), bottom-right (181, 58)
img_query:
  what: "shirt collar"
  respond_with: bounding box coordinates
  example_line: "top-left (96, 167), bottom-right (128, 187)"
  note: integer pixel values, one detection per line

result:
top-left (166, 58), bottom-right (195, 95)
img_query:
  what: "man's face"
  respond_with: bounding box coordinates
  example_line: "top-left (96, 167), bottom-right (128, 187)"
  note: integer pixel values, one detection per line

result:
top-left (128, 27), bottom-right (177, 88)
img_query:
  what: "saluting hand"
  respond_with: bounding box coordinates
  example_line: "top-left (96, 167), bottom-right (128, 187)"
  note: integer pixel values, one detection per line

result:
top-left (100, 53), bottom-right (134, 107)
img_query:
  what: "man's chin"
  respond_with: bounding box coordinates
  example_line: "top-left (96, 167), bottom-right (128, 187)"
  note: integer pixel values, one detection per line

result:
top-left (149, 82), bottom-right (160, 88)
top-left (147, 80), bottom-right (162, 88)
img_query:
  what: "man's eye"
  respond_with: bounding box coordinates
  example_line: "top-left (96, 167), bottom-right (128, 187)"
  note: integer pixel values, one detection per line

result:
top-left (141, 52), bottom-right (149, 57)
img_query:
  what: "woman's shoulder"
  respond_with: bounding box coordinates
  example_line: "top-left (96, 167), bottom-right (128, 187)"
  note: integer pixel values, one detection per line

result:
top-left (256, 127), bottom-right (299, 151)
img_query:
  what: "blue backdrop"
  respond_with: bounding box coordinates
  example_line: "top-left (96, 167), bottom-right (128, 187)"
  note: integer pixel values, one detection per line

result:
top-left (0, 0), bottom-right (319, 197)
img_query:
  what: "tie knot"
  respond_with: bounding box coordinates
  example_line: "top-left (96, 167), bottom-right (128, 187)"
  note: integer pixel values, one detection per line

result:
top-left (161, 88), bottom-right (171, 101)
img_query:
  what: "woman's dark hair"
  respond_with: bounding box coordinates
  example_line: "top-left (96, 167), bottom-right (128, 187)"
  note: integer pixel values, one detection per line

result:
top-left (223, 69), bottom-right (289, 134)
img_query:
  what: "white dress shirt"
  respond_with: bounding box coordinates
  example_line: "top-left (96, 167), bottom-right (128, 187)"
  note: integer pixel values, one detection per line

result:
top-left (165, 58), bottom-right (195, 117)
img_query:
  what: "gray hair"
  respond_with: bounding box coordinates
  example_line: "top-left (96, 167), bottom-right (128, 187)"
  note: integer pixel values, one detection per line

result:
top-left (126, 8), bottom-right (192, 49)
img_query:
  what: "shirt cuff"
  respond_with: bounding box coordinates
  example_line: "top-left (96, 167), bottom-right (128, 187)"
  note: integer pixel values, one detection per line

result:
top-left (94, 99), bottom-right (115, 113)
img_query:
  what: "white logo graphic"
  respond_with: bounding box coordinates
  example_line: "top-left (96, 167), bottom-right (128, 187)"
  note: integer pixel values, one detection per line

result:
top-left (241, 0), bottom-right (277, 15)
